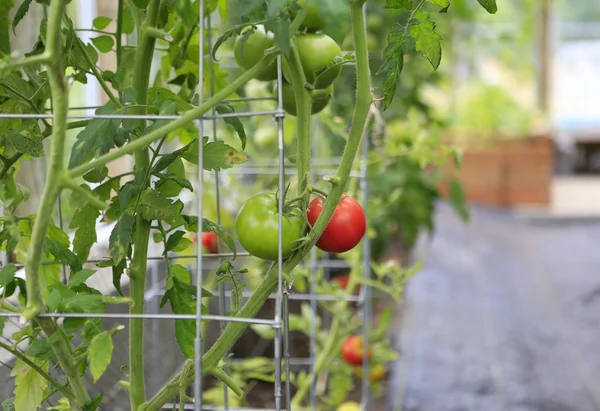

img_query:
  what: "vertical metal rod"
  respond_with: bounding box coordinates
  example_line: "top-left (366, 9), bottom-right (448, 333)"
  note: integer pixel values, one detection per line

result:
top-left (309, 247), bottom-right (318, 409)
top-left (206, 10), bottom-right (230, 410)
top-left (283, 291), bottom-right (292, 411)
top-left (274, 53), bottom-right (286, 411)
top-left (193, 0), bottom-right (206, 409)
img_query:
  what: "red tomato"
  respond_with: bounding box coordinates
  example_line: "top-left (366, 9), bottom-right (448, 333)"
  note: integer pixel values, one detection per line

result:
top-left (341, 336), bottom-right (371, 366)
top-left (307, 195), bottom-right (366, 253)
top-left (201, 231), bottom-right (219, 254)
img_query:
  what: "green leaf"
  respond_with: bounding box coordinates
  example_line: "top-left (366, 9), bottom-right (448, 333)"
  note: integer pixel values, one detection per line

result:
top-left (131, 0), bottom-right (150, 8)
top-left (12, 0), bottom-right (33, 34)
top-left (164, 278), bottom-right (208, 358)
top-left (429, 0), bottom-right (449, 12)
top-left (5, 120), bottom-right (44, 157)
top-left (215, 104), bottom-right (247, 150)
top-left (113, 48), bottom-right (136, 91)
top-left (1, 397), bottom-right (14, 411)
top-left (448, 179), bottom-right (469, 221)
top-left (269, 18), bottom-right (291, 58)
top-left (212, 22), bottom-right (256, 60)
top-left (165, 230), bottom-right (186, 253)
top-left (82, 166), bottom-right (109, 183)
top-left (69, 204), bottom-right (100, 261)
top-left (82, 395), bottom-right (104, 411)
top-left (92, 16), bottom-right (112, 30)
top-left (10, 357), bottom-right (48, 411)
top-left (48, 398), bottom-right (76, 410)
top-left (385, 0), bottom-right (412, 9)
top-left (68, 269), bottom-right (96, 288)
top-left (68, 104), bottom-right (123, 168)
top-left (152, 140), bottom-right (196, 173)
top-left (92, 35), bottom-right (114, 53)
top-left (122, 87), bottom-right (138, 104)
top-left (477, 0), bottom-right (497, 13)
top-left (112, 258), bottom-right (127, 297)
top-left (138, 190), bottom-right (174, 221)
top-left (109, 209), bottom-right (135, 264)
top-left (203, 219), bottom-right (236, 258)
top-left (0, 263), bottom-right (16, 286)
top-left (410, 12), bottom-right (442, 70)
top-left (121, 4), bottom-right (135, 34)
top-left (27, 339), bottom-right (55, 361)
top-left (64, 294), bottom-right (105, 313)
top-left (182, 139), bottom-right (248, 171)
top-left (0, 317), bottom-right (5, 335)
top-left (46, 239), bottom-right (83, 274)
top-left (377, 25), bottom-right (416, 110)
top-left (88, 331), bottom-right (114, 382)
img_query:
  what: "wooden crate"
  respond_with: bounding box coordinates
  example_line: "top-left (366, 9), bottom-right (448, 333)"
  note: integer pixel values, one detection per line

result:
top-left (438, 134), bottom-right (554, 207)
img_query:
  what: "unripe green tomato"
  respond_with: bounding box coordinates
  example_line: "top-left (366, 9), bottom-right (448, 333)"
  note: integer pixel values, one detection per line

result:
top-left (253, 126), bottom-right (278, 149)
top-left (282, 33), bottom-right (342, 89)
top-left (233, 25), bottom-right (278, 82)
top-left (274, 81), bottom-right (333, 116)
top-left (289, 0), bottom-right (325, 32)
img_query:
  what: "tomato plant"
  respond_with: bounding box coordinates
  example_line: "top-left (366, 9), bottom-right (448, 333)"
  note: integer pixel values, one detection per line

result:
top-left (235, 193), bottom-right (304, 261)
top-left (307, 195), bottom-right (366, 253)
top-left (337, 402), bottom-right (362, 411)
top-left (354, 363), bottom-right (387, 382)
top-left (0, 0), bottom-right (496, 409)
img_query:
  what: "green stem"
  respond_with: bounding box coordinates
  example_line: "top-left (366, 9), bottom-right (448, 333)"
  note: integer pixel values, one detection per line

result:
top-left (116, 0), bottom-right (124, 77)
top-left (0, 341), bottom-right (78, 404)
top-left (66, 53), bottom-right (278, 179)
top-left (210, 368), bottom-right (244, 397)
top-left (0, 54), bottom-right (50, 73)
top-left (61, 176), bottom-right (108, 210)
top-left (74, 38), bottom-right (122, 108)
top-left (0, 301), bottom-right (21, 313)
top-left (142, 5), bottom-right (371, 410)
top-left (20, 1), bottom-right (92, 407)
top-left (128, 1), bottom-right (164, 408)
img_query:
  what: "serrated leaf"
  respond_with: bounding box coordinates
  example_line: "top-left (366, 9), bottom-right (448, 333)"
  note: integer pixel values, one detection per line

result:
top-left (384, 0), bottom-right (412, 9)
top-left (138, 190), bottom-right (174, 221)
top-left (1, 397), bottom-right (13, 411)
top-left (27, 339), bottom-right (55, 361)
top-left (64, 294), bottom-right (105, 313)
top-left (92, 16), bottom-right (112, 30)
top-left (182, 139), bottom-right (248, 171)
top-left (82, 166), bottom-right (109, 183)
top-left (215, 104), bottom-right (247, 150)
top-left (46, 239), bottom-right (83, 273)
top-left (0, 263), bottom-right (16, 286)
top-left (151, 140), bottom-right (196, 173)
top-left (0, 0), bottom-right (11, 56)
top-left (12, 0), bottom-right (33, 34)
top-left (410, 12), bottom-right (442, 70)
top-left (477, 0), bottom-right (497, 13)
top-left (68, 104), bottom-right (123, 168)
top-left (69, 204), bottom-right (100, 261)
top-left (165, 230), bottom-right (186, 253)
top-left (377, 25), bottom-right (416, 110)
top-left (48, 397), bottom-right (75, 410)
top-left (429, 0), bottom-right (449, 12)
top-left (10, 357), bottom-right (48, 411)
top-left (88, 331), bottom-right (114, 382)
top-left (212, 22), bottom-right (256, 60)
top-left (5, 120), bottom-right (44, 157)
top-left (68, 269), bottom-right (96, 288)
top-left (109, 209), bottom-right (135, 264)
top-left (119, 180), bottom-right (142, 212)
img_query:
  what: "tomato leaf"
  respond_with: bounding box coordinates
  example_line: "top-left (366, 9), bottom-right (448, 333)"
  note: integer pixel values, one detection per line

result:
top-left (82, 166), bottom-right (109, 183)
top-left (131, 0), bottom-right (150, 8)
top-left (267, 17), bottom-right (290, 57)
top-left (82, 394), bottom-right (104, 411)
top-left (109, 209), bottom-right (135, 264)
top-left (91, 35), bottom-right (114, 53)
top-left (69, 203), bottom-right (100, 261)
top-left (429, 0), bottom-right (449, 12)
top-left (477, 0), bottom-right (497, 13)
top-left (27, 338), bottom-right (55, 361)
top-left (138, 189), bottom-right (175, 221)
top-left (377, 25), bottom-right (416, 110)
top-left (92, 16), bottom-right (112, 30)
top-left (64, 295), bottom-right (105, 313)
top-left (215, 103), bottom-right (247, 150)
top-left (182, 138), bottom-right (248, 171)
top-left (46, 238), bottom-right (83, 273)
top-left (112, 258), bottom-right (127, 297)
top-left (68, 104), bottom-right (124, 168)
top-left (165, 230), bottom-right (186, 253)
top-left (0, 397), bottom-right (12, 411)
top-left (68, 269), bottom-right (96, 288)
top-left (5, 120), bottom-right (44, 157)
top-left (10, 357), bottom-right (48, 411)
top-left (0, 263), bottom-right (16, 286)
top-left (12, 0), bottom-right (33, 34)
top-left (212, 22), bottom-right (257, 60)
top-left (410, 12), bottom-right (442, 70)
top-left (88, 331), bottom-right (114, 382)
top-left (384, 0), bottom-right (412, 9)
top-left (151, 140), bottom-right (196, 173)
top-left (448, 179), bottom-right (469, 221)
top-left (0, 0), bottom-right (12, 56)
top-left (203, 219), bottom-right (236, 259)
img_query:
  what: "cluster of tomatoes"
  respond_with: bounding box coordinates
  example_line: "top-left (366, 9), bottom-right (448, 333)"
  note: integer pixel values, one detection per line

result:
top-left (233, 1), bottom-right (343, 117)
top-left (235, 193), bottom-right (366, 261)
top-left (341, 335), bottom-right (386, 382)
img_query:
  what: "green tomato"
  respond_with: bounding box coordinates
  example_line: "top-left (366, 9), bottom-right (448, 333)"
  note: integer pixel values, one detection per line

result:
top-left (290, 0), bottom-right (325, 32)
top-left (234, 25), bottom-right (278, 82)
top-left (282, 33), bottom-right (342, 89)
top-left (274, 81), bottom-right (333, 116)
top-left (235, 193), bottom-right (304, 261)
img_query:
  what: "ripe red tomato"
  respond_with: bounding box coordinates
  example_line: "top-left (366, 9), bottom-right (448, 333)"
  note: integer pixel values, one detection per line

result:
top-left (341, 335), bottom-right (371, 366)
top-left (307, 195), bottom-right (366, 253)
top-left (201, 231), bottom-right (219, 254)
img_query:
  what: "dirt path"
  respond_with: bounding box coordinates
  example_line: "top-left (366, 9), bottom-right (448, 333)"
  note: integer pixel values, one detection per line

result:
top-left (390, 203), bottom-right (600, 411)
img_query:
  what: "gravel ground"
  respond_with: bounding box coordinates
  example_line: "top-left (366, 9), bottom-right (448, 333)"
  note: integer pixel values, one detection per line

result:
top-left (391, 203), bottom-right (600, 411)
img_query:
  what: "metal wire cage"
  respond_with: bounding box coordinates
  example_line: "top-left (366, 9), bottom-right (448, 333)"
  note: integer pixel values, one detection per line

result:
top-left (0, 1), bottom-right (373, 410)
